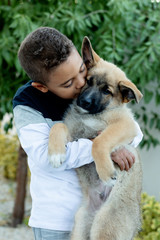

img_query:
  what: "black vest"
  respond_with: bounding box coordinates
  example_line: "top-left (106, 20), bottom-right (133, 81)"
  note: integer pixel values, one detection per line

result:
top-left (12, 81), bottom-right (72, 121)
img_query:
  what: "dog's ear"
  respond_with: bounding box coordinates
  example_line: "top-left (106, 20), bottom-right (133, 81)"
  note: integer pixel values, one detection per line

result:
top-left (118, 80), bottom-right (143, 103)
top-left (81, 36), bottom-right (100, 69)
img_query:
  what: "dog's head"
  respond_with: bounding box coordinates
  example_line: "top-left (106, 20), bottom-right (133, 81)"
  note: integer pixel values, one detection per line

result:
top-left (77, 37), bottom-right (143, 114)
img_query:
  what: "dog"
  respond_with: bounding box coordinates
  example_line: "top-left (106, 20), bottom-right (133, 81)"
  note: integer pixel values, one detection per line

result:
top-left (48, 37), bottom-right (143, 240)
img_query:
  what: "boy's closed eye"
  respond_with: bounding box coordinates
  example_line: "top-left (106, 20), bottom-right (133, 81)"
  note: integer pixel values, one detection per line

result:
top-left (64, 80), bottom-right (73, 88)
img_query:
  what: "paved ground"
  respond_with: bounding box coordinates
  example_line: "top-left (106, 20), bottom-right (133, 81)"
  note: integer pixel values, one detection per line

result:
top-left (0, 225), bottom-right (33, 240)
top-left (0, 171), bottom-right (34, 240)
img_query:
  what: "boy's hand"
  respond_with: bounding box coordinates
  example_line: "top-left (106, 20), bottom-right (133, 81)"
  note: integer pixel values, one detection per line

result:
top-left (111, 147), bottom-right (135, 171)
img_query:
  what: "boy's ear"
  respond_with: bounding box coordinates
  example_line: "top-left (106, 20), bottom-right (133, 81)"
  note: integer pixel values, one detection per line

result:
top-left (81, 36), bottom-right (100, 70)
top-left (31, 82), bottom-right (49, 93)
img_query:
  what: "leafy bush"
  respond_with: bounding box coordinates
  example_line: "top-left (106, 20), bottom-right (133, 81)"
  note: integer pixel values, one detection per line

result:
top-left (135, 193), bottom-right (160, 240)
top-left (0, 128), bottom-right (19, 180)
top-left (0, 0), bottom-right (160, 149)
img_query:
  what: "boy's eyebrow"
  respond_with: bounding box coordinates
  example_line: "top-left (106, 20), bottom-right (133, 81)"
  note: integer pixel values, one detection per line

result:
top-left (60, 62), bottom-right (84, 86)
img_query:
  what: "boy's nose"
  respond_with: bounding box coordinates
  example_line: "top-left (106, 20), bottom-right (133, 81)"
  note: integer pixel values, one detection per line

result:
top-left (76, 76), bottom-right (86, 89)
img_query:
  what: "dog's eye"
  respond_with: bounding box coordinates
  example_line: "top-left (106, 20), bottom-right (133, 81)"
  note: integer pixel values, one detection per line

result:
top-left (102, 86), bottom-right (111, 95)
top-left (87, 77), bottom-right (94, 86)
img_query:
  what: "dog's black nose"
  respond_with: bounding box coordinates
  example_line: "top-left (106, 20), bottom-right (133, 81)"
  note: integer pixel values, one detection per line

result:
top-left (77, 89), bottom-right (104, 114)
top-left (79, 97), bottom-right (94, 110)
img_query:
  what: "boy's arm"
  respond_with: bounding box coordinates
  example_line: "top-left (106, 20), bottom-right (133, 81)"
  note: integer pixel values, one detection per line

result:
top-left (13, 105), bottom-right (94, 172)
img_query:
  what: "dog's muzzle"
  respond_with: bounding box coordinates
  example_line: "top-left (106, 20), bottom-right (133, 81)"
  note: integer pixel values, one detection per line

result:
top-left (77, 88), bottom-right (104, 114)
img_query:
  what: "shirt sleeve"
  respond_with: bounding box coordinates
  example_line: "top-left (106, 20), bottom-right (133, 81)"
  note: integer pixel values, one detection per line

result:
top-left (13, 105), bottom-right (94, 172)
top-left (130, 121), bottom-right (143, 148)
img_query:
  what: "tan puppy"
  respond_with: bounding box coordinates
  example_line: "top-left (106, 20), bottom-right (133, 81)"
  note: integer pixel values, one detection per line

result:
top-left (48, 37), bottom-right (143, 240)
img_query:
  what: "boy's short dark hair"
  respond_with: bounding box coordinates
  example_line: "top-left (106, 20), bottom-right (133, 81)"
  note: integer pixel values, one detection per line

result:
top-left (18, 27), bottom-right (74, 84)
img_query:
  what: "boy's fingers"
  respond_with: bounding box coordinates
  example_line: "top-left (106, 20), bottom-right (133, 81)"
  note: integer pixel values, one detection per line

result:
top-left (126, 155), bottom-right (134, 168)
top-left (111, 147), bottom-right (136, 171)
top-left (119, 160), bottom-right (125, 171)
top-left (123, 158), bottom-right (130, 171)
top-left (121, 148), bottom-right (135, 169)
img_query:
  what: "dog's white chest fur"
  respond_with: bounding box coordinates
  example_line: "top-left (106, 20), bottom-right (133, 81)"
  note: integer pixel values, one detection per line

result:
top-left (82, 118), bottom-right (106, 130)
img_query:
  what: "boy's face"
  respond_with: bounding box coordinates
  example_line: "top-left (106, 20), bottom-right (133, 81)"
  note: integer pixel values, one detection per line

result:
top-left (32, 48), bottom-right (87, 99)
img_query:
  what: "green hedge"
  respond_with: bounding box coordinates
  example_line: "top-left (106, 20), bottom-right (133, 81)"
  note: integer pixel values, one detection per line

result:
top-left (0, 130), bottom-right (19, 180)
top-left (135, 193), bottom-right (160, 240)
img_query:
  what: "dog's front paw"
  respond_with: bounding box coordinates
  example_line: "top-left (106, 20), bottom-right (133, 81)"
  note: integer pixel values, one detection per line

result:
top-left (96, 165), bottom-right (117, 182)
top-left (48, 153), bottom-right (66, 168)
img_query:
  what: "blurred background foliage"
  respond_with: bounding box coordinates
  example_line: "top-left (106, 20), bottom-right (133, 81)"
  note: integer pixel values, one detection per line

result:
top-left (0, 0), bottom-right (160, 149)
top-left (0, 130), bottom-right (18, 180)
top-left (135, 193), bottom-right (160, 240)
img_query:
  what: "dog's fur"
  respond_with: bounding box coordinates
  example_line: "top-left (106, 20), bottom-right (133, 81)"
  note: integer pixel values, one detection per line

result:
top-left (48, 37), bottom-right (143, 240)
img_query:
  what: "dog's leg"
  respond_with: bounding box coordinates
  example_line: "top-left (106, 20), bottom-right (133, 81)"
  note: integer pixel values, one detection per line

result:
top-left (90, 149), bottom-right (142, 240)
top-left (90, 201), bottom-right (138, 240)
top-left (92, 118), bottom-right (138, 181)
top-left (48, 123), bottom-right (70, 167)
top-left (71, 206), bottom-right (90, 240)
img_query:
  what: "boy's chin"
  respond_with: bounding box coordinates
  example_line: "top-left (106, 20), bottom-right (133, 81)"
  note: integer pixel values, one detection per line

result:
top-left (73, 93), bottom-right (79, 99)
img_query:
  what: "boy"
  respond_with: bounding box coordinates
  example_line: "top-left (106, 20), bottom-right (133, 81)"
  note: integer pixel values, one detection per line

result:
top-left (13, 27), bottom-right (143, 240)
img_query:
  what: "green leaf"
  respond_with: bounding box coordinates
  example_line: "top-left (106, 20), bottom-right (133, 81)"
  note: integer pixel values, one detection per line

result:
top-left (144, 89), bottom-right (154, 104)
top-left (156, 90), bottom-right (160, 106)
